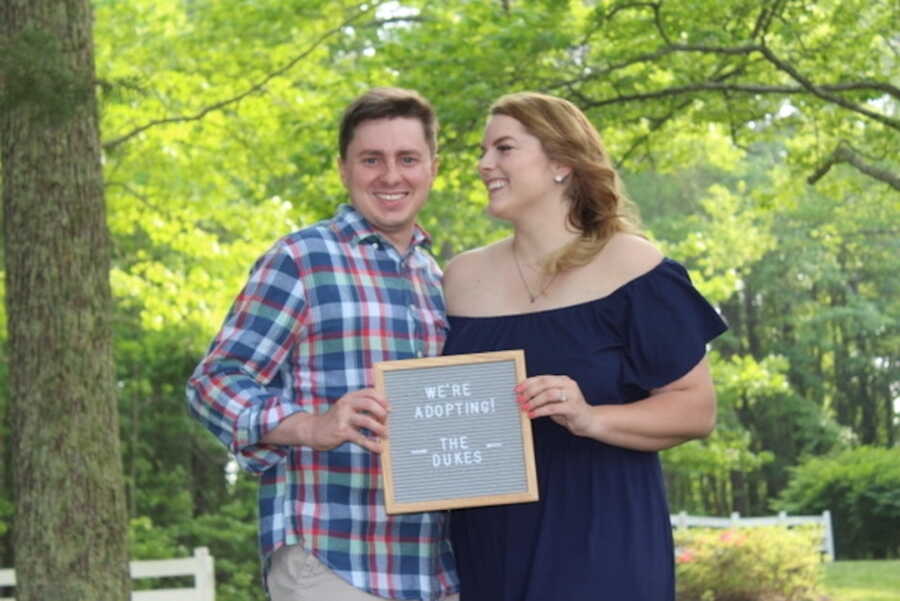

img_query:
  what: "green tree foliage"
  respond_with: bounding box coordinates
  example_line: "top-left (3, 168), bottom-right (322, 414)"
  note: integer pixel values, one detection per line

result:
top-left (776, 446), bottom-right (900, 560)
top-left (377, 0), bottom-right (897, 187)
top-left (640, 142), bottom-right (896, 515)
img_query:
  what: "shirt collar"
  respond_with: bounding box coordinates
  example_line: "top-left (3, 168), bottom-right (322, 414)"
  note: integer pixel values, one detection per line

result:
top-left (331, 204), bottom-right (433, 251)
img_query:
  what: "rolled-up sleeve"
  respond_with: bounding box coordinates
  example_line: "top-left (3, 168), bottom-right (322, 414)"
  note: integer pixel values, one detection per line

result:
top-left (186, 242), bottom-right (308, 473)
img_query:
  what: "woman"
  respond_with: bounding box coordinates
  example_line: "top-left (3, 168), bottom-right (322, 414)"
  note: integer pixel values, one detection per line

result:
top-left (442, 92), bottom-right (728, 600)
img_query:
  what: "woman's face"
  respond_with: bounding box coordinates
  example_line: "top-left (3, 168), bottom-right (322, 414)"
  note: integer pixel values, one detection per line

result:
top-left (478, 114), bottom-right (565, 220)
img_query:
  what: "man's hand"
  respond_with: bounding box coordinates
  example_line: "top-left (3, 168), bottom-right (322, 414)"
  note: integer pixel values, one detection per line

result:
top-left (308, 389), bottom-right (390, 453)
top-left (261, 388), bottom-right (390, 453)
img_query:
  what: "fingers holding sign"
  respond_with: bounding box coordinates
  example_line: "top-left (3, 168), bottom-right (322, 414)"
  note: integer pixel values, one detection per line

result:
top-left (515, 375), bottom-right (594, 438)
top-left (321, 388), bottom-right (389, 453)
top-left (261, 388), bottom-right (390, 454)
top-left (310, 388), bottom-right (390, 454)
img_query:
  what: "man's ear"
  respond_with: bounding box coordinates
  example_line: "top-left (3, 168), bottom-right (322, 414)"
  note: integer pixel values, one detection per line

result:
top-left (431, 154), bottom-right (440, 178)
top-left (337, 156), bottom-right (349, 187)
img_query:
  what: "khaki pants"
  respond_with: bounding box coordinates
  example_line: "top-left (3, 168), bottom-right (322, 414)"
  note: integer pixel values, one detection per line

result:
top-left (267, 544), bottom-right (459, 601)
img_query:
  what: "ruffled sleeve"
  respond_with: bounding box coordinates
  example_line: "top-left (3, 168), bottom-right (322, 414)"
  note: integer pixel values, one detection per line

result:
top-left (621, 259), bottom-right (727, 391)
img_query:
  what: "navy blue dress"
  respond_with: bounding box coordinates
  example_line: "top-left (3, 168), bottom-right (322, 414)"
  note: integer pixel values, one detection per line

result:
top-left (443, 259), bottom-right (727, 601)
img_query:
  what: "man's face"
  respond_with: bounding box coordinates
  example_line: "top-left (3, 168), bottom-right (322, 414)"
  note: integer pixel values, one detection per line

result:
top-left (339, 117), bottom-right (438, 252)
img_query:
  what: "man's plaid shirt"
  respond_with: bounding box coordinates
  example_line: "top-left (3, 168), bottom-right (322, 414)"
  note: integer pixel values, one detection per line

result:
top-left (187, 205), bottom-right (458, 600)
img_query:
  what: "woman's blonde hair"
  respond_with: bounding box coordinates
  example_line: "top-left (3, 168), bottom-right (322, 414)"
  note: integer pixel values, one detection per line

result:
top-left (489, 92), bottom-right (642, 274)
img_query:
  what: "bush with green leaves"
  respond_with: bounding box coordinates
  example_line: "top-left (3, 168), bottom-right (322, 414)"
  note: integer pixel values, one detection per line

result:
top-left (775, 446), bottom-right (900, 559)
top-left (129, 474), bottom-right (264, 601)
top-left (674, 526), bottom-right (824, 601)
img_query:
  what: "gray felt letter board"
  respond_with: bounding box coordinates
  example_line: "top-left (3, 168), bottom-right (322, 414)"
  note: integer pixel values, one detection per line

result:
top-left (374, 350), bottom-right (538, 514)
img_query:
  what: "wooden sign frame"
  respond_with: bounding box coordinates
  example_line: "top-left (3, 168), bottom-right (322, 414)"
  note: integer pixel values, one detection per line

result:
top-left (374, 350), bottom-right (538, 514)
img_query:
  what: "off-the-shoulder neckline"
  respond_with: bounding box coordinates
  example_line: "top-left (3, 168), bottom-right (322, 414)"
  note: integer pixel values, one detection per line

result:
top-left (448, 258), bottom-right (679, 321)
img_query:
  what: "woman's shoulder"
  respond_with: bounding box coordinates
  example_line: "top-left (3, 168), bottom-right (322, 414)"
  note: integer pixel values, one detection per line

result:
top-left (444, 238), bottom-right (510, 314)
top-left (573, 233), bottom-right (663, 298)
top-left (445, 239), bottom-right (507, 279)
top-left (602, 232), bottom-right (663, 271)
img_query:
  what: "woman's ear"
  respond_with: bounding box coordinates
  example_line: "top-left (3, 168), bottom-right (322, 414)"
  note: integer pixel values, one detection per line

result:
top-left (552, 165), bottom-right (572, 183)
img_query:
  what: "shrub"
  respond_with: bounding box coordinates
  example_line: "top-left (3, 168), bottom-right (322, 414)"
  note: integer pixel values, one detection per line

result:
top-left (675, 526), bottom-right (824, 601)
top-left (775, 446), bottom-right (900, 559)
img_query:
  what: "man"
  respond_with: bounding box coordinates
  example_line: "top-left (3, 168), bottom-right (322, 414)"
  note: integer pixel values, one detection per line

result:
top-left (187, 88), bottom-right (458, 601)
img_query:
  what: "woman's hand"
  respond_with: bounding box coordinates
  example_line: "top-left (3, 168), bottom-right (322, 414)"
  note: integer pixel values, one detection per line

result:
top-left (516, 375), bottom-right (595, 437)
top-left (514, 359), bottom-right (716, 451)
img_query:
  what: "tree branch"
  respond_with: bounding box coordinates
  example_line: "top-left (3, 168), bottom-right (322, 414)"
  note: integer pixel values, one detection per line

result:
top-left (819, 81), bottom-right (900, 96)
top-left (618, 98), bottom-right (694, 164)
top-left (650, 2), bottom-right (672, 45)
top-left (102, 6), bottom-right (374, 151)
top-left (603, 2), bottom-right (660, 23)
top-left (362, 16), bottom-right (427, 28)
top-left (552, 45), bottom-right (682, 85)
top-left (755, 44), bottom-right (898, 129)
top-left (750, 0), bottom-right (788, 41)
top-left (750, 4), bottom-right (772, 40)
top-left (807, 144), bottom-right (900, 191)
top-left (576, 80), bottom-right (877, 107)
top-left (663, 43), bottom-right (899, 129)
top-left (554, 44), bottom-right (898, 114)
top-left (567, 75), bottom-right (897, 131)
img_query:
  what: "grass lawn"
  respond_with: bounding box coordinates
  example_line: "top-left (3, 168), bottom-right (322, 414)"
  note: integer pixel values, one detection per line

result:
top-left (823, 560), bottom-right (900, 601)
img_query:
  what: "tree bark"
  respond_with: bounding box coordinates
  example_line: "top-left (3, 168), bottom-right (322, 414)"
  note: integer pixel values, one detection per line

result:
top-left (1, 1), bottom-right (130, 600)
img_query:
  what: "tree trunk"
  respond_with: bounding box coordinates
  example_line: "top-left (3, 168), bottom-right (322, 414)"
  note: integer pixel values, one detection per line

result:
top-left (742, 280), bottom-right (761, 359)
top-left (1, 1), bottom-right (131, 600)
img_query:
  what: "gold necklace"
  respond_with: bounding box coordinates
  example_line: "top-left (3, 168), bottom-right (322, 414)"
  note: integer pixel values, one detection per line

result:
top-left (512, 239), bottom-right (558, 303)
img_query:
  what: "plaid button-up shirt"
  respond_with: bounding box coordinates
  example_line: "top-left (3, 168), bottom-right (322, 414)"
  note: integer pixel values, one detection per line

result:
top-left (187, 204), bottom-right (458, 600)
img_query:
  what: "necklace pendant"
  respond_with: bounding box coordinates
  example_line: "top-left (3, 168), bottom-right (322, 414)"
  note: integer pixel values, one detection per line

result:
top-left (512, 238), bottom-right (555, 305)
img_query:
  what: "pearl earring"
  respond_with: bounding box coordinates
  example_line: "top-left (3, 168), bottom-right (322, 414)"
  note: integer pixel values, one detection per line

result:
top-left (554, 174), bottom-right (566, 183)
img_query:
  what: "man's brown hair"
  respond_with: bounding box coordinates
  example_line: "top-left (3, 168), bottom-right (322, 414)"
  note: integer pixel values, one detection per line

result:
top-left (339, 87), bottom-right (438, 159)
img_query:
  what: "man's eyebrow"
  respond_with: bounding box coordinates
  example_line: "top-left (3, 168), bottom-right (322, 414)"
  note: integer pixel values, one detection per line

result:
top-left (356, 148), bottom-right (424, 156)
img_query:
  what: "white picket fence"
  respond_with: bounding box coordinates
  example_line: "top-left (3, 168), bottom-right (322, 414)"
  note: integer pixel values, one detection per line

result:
top-left (671, 510), bottom-right (835, 561)
top-left (0, 546), bottom-right (214, 601)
